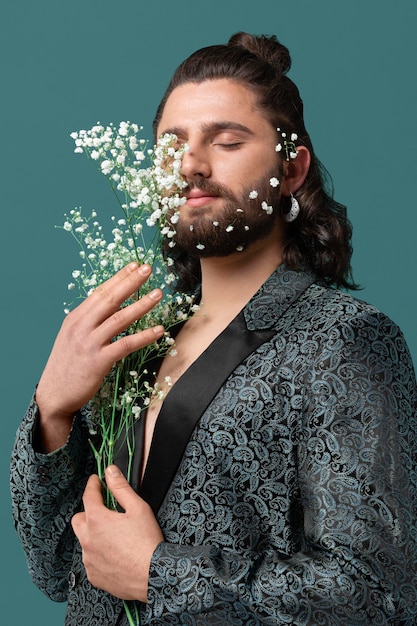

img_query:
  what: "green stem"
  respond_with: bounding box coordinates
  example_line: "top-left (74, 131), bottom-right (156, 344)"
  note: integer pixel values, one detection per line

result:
top-left (123, 600), bottom-right (140, 625)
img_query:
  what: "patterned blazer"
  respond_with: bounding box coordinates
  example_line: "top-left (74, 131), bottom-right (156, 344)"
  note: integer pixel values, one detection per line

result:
top-left (11, 265), bottom-right (417, 625)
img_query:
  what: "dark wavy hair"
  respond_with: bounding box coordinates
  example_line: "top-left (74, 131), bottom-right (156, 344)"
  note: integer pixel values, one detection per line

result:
top-left (153, 32), bottom-right (357, 294)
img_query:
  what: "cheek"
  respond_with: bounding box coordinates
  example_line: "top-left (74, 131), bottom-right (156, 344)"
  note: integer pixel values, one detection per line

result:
top-left (215, 157), bottom-right (263, 191)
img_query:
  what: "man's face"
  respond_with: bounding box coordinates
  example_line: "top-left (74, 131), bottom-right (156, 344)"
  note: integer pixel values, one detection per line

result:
top-left (157, 79), bottom-right (284, 257)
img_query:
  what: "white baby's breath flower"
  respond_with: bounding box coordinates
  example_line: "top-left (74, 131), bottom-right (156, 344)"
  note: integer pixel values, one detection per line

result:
top-left (270, 177), bottom-right (280, 187)
top-left (248, 190), bottom-right (258, 199)
top-left (261, 201), bottom-right (273, 215)
top-left (226, 225), bottom-right (234, 232)
top-left (101, 160), bottom-right (113, 175)
top-left (196, 243), bottom-right (205, 250)
top-left (66, 123), bottom-right (198, 557)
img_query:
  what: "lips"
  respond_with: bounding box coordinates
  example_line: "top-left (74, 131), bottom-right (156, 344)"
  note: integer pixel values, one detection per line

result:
top-left (184, 188), bottom-right (220, 208)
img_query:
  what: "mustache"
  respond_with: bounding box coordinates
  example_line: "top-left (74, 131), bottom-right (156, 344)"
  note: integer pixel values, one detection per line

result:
top-left (185, 178), bottom-right (236, 200)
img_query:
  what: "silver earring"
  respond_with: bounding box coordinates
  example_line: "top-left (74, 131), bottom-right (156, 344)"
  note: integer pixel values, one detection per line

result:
top-left (284, 193), bottom-right (300, 222)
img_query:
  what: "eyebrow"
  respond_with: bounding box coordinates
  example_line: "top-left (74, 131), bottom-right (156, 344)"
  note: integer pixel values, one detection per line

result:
top-left (159, 121), bottom-right (255, 139)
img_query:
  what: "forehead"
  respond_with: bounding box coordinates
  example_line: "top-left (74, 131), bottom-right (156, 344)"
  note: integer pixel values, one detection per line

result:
top-left (157, 79), bottom-right (271, 138)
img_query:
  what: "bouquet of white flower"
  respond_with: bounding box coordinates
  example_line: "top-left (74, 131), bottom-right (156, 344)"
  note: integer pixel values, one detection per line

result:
top-left (62, 121), bottom-right (196, 625)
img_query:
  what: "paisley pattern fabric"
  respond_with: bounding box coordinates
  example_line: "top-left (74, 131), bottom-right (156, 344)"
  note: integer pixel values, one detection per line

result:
top-left (10, 265), bottom-right (417, 624)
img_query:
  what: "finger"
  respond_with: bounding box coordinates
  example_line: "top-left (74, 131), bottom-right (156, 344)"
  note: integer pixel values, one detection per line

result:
top-left (95, 286), bottom-right (164, 345)
top-left (104, 465), bottom-right (143, 513)
top-left (104, 323), bottom-right (165, 365)
top-left (71, 510), bottom-right (85, 537)
top-left (82, 474), bottom-right (106, 513)
top-left (80, 263), bottom-right (153, 324)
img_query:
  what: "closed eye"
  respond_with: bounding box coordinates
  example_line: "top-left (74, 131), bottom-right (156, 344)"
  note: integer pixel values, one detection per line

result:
top-left (216, 142), bottom-right (243, 150)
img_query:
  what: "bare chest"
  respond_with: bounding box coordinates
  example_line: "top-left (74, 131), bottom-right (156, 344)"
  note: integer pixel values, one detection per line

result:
top-left (140, 318), bottom-right (226, 481)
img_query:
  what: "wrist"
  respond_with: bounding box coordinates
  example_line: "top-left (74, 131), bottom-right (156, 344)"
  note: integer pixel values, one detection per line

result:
top-left (34, 393), bottom-right (75, 453)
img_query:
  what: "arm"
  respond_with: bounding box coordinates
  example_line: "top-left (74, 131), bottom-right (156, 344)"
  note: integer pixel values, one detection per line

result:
top-left (10, 397), bottom-right (94, 600)
top-left (10, 263), bottom-right (165, 599)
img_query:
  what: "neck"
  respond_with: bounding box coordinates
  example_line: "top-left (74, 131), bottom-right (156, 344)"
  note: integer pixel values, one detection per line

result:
top-left (197, 234), bottom-right (283, 319)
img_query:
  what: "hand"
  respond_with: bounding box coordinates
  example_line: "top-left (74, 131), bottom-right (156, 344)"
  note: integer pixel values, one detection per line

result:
top-left (71, 465), bottom-right (163, 602)
top-left (36, 262), bottom-right (165, 450)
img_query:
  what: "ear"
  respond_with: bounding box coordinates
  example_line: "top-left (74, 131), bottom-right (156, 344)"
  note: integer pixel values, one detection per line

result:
top-left (280, 146), bottom-right (311, 196)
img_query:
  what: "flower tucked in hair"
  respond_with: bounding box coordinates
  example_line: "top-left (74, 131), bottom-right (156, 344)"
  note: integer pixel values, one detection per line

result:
top-left (275, 129), bottom-right (298, 160)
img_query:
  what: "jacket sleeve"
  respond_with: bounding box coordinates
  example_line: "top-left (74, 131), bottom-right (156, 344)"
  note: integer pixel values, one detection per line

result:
top-left (144, 310), bottom-right (417, 625)
top-left (10, 396), bottom-right (94, 601)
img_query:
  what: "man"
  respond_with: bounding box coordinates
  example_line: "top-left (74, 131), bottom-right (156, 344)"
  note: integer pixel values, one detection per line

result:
top-left (11, 32), bottom-right (417, 624)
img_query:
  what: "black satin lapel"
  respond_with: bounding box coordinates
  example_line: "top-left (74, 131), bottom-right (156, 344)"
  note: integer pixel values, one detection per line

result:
top-left (139, 310), bottom-right (276, 515)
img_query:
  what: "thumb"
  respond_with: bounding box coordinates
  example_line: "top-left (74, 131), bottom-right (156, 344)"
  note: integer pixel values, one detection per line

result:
top-left (105, 465), bottom-right (138, 512)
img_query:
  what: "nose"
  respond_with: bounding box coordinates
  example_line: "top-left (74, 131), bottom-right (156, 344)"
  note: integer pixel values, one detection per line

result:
top-left (180, 145), bottom-right (211, 180)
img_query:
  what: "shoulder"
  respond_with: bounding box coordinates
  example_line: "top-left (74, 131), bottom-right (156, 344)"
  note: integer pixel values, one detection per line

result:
top-left (287, 284), bottom-right (416, 395)
top-left (296, 282), bottom-right (403, 339)
top-left (274, 282), bottom-right (415, 384)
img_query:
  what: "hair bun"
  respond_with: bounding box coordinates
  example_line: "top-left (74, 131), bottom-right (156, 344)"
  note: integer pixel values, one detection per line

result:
top-left (227, 31), bottom-right (291, 76)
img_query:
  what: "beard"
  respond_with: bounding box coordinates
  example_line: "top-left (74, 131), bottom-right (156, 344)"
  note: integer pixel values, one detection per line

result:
top-left (169, 169), bottom-right (284, 258)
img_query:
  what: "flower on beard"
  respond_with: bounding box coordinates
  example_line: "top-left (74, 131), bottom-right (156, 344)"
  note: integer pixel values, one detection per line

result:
top-left (261, 201), bottom-right (273, 215)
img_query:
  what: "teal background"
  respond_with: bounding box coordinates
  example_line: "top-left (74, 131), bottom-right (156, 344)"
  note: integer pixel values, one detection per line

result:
top-left (1, 0), bottom-right (416, 622)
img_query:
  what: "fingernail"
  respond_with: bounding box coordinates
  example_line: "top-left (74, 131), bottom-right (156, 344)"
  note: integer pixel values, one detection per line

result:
top-left (152, 325), bottom-right (164, 335)
top-left (148, 289), bottom-right (162, 300)
top-left (139, 264), bottom-right (152, 276)
top-left (106, 465), bottom-right (122, 477)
